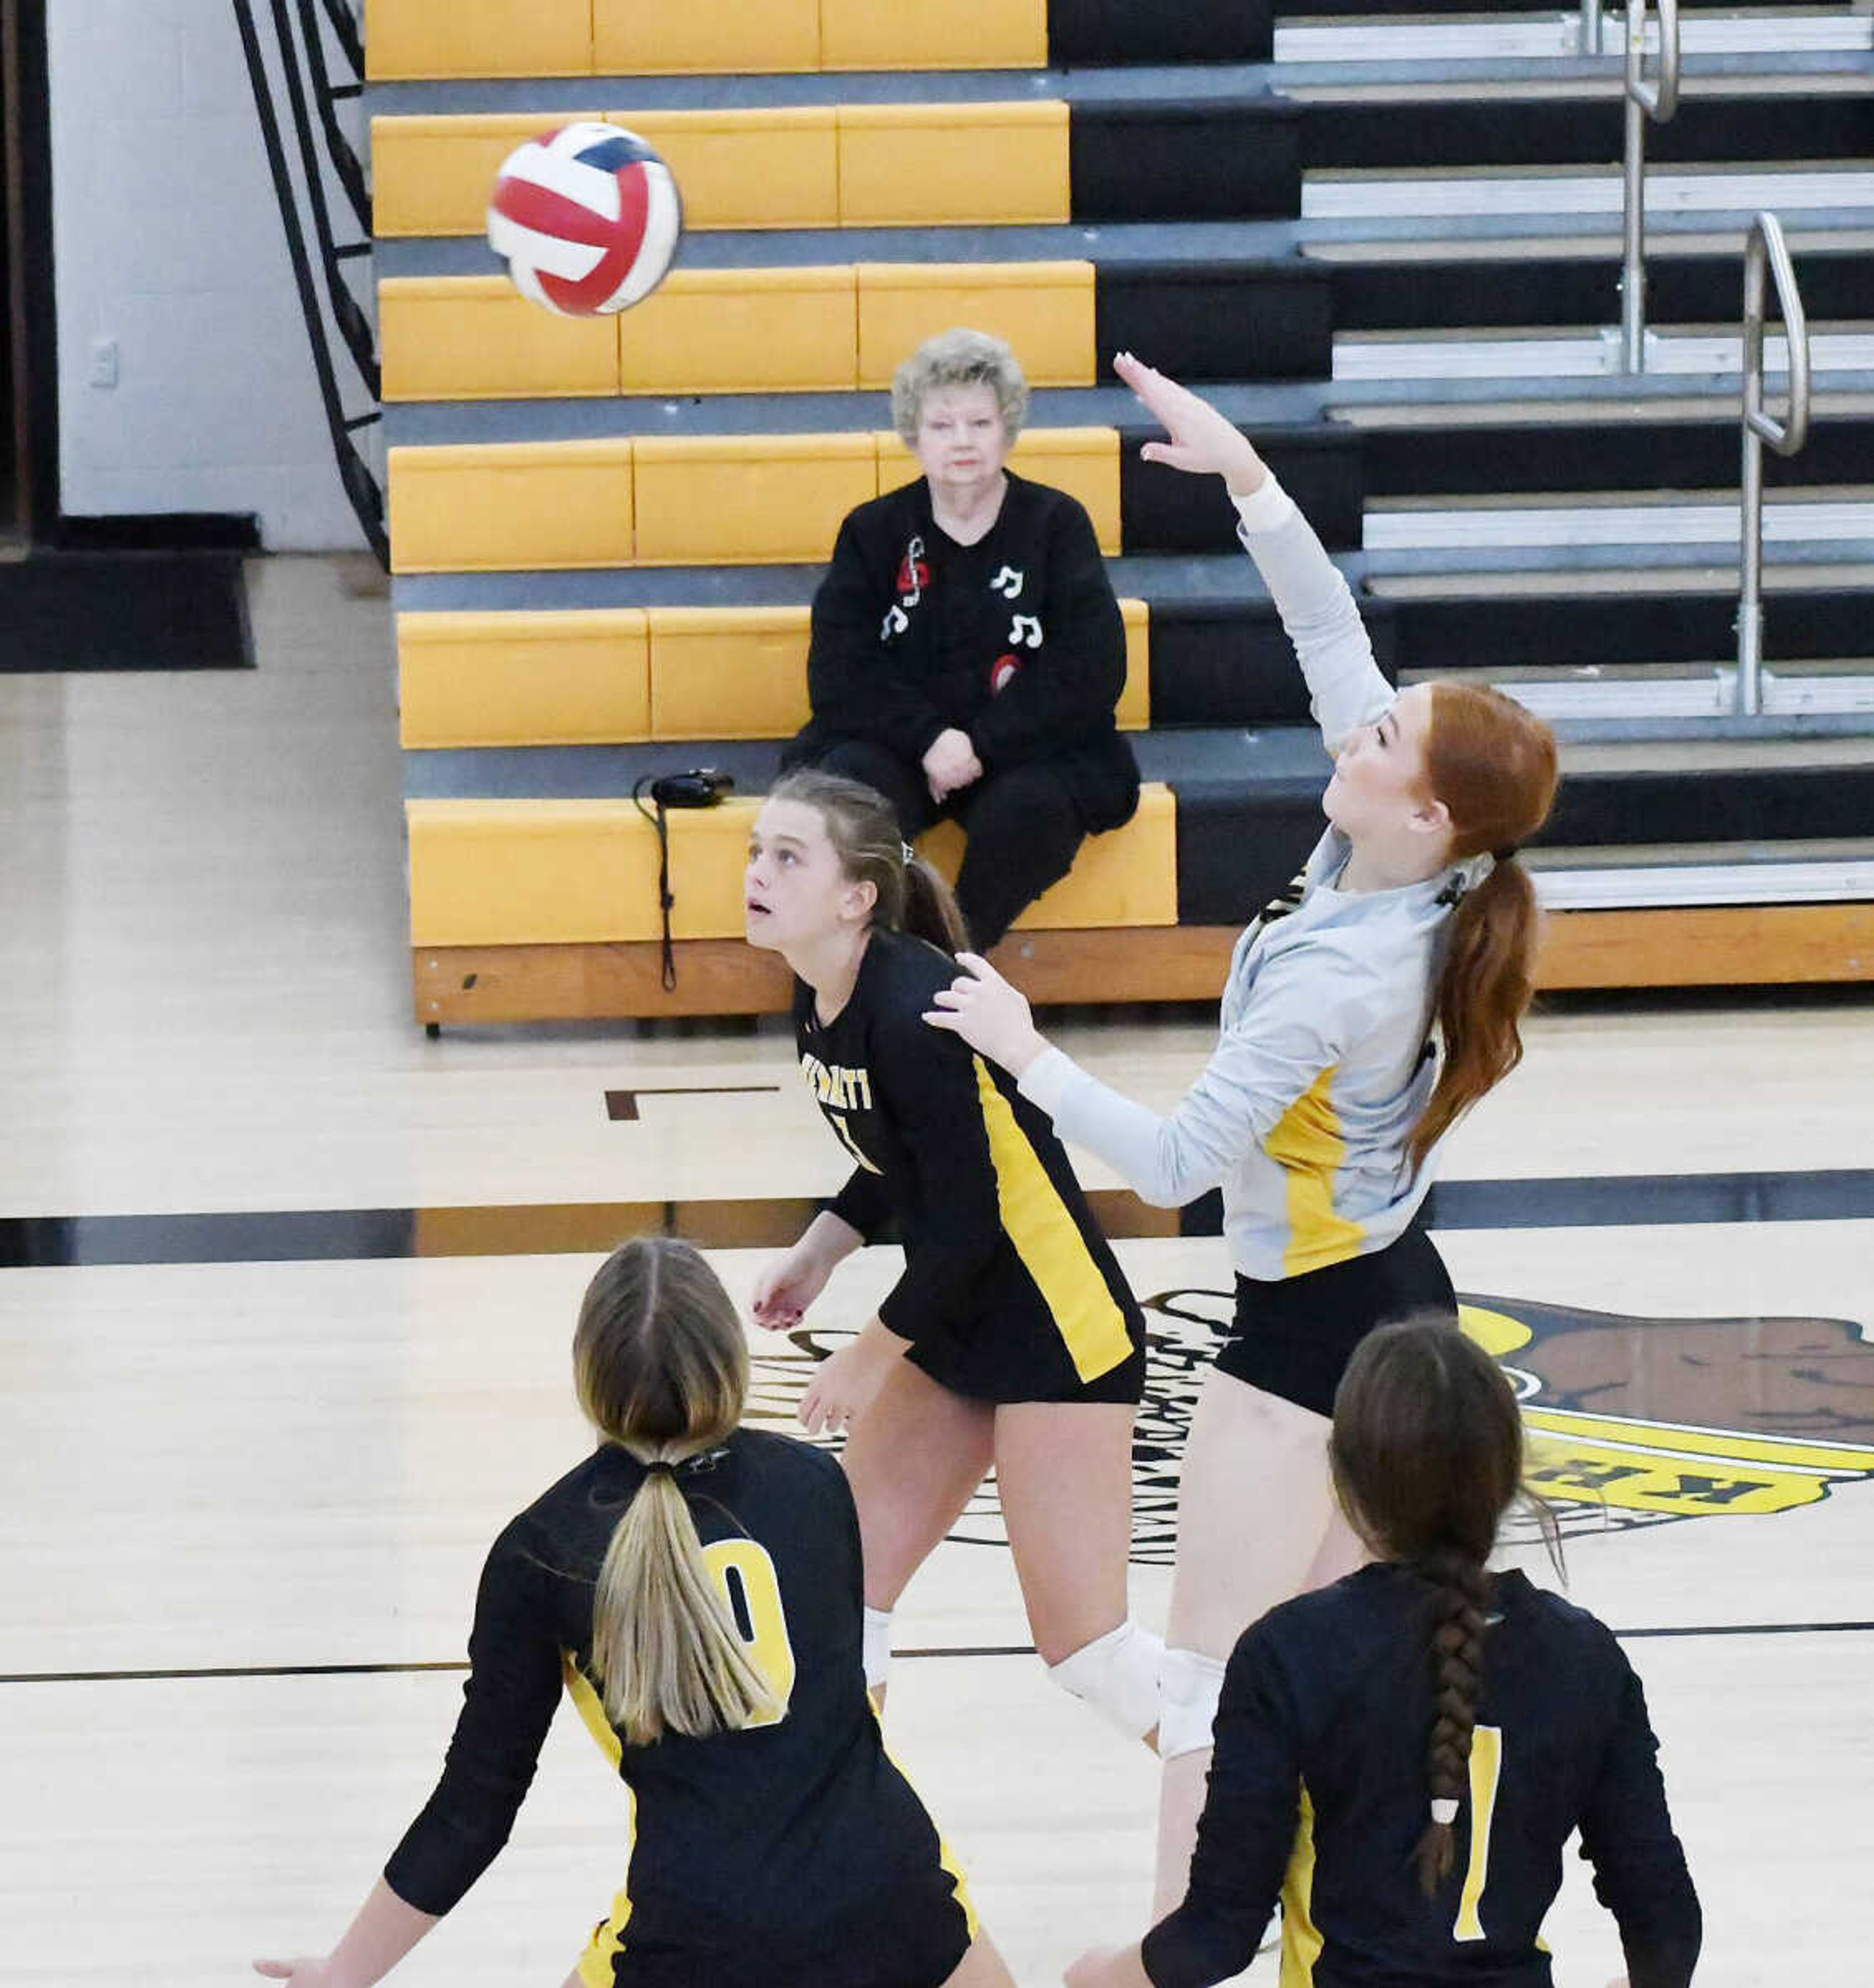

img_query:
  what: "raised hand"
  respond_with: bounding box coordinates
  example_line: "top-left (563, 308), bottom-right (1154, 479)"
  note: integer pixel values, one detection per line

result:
top-left (1113, 350), bottom-right (1267, 495)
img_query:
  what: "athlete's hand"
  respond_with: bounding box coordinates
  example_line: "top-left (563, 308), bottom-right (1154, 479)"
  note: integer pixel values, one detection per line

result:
top-left (1114, 351), bottom-right (1267, 497)
top-left (253, 1961), bottom-right (336, 1987)
top-left (752, 1247), bottom-right (833, 1331)
top-left (924, 952), bottom-right (1048, 1077)
top-left (922, 727), bottom-right (983, 803)
top-left (798, 1324), bottom-right (906, 1436)
top-left (1065, 1942), bottom-right (1153, 1988)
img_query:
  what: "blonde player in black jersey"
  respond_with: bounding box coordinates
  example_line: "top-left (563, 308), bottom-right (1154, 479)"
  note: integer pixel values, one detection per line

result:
top-left (1067, 1319), bottom-right (1700, 1988)
top-left (744, 770), bottom-right (1161, 1747)
top-left (253, 1237), bottom-right (1014, 1988)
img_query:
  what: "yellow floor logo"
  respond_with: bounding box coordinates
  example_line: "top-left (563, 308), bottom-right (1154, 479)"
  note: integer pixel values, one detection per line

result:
top-left (748, 1291), bottom-right (1874, 1559)
top-left (1461, 1294), bottom-right (1874, 1524)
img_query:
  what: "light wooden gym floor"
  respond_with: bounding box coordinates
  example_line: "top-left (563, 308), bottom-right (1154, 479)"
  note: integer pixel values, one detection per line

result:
top-left (1, 555), bottom-right (1868, 1986)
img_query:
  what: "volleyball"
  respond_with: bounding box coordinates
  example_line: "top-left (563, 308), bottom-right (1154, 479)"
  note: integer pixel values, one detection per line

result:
top-left (487, 122), bottom-right (682, 317)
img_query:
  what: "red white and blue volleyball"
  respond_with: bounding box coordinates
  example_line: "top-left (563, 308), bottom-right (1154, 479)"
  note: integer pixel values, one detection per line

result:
top-left (487, 122), bottom-right (683, 317)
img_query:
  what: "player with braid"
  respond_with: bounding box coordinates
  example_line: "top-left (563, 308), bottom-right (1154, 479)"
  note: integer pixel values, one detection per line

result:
top-left (928, 354), bottom-right (1563, 1908)
top-left (1066, 1319), bottom-right (1701, 1988)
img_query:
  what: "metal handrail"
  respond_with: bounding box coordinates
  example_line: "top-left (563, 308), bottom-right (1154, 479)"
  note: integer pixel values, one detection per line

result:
top-left (1578, 0), bottom-right (1605, 58)
top-left (1736, 213), bottom-right (1811, 718)
top-left (232, 0), bottom-right (386, 564)
top-left (1618, 0), bottom-right (1680, 372)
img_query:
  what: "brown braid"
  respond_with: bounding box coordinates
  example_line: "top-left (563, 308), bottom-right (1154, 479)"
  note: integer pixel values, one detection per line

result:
top-left (1414, 1545), bottom-right (1492, 1895)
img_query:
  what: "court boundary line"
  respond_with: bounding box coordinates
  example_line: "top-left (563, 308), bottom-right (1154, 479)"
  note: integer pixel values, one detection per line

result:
top-left (6, 1620), bottom-right (1871, 1684)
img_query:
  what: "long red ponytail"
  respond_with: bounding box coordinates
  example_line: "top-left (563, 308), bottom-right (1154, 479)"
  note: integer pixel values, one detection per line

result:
top-left (1407, 684), bottom-right (1559, 1172)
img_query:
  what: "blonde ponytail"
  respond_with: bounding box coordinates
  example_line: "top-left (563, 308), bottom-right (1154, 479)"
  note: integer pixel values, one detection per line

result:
top-left (590, 1460), bottom-right (779, 1745)
top-left (573, 1237), bottom-right (780, 1745)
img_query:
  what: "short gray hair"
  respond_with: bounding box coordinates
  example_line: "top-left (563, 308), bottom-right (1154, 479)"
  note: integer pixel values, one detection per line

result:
top-left (891, 327), bottom-right (1029, 445)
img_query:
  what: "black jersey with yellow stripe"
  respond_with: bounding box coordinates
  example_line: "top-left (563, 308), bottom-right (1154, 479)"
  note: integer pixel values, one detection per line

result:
top-left (796, 926), bottom-right (1144, 1400)
top-left (1143, 1564), bottom-right (1699, 1988)
top-left (383, 1431), bottom-right (975, 1978)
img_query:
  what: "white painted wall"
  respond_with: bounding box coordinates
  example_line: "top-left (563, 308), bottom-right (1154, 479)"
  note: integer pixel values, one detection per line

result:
top-left (47, 0), bottom-right (370, 549)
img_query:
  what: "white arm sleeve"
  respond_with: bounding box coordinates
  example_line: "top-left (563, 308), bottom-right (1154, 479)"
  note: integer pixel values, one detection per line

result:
top-left (1017, 960), bottom-right (1359, 1207)
top-left (1234, 482), bottom-right (1395, 755)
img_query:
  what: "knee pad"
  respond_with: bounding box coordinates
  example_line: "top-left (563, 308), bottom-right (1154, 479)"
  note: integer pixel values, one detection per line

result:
top-left (862, 1605), bottom-right (894, 1692)
top-left (1158, 1646), bottom-right (1228, 1760)
top-left (1047, 1618), bottom-right (1163, 1740)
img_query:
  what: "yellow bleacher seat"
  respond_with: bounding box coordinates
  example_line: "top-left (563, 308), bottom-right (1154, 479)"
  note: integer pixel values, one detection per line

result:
top-left (398, 611), bottom-right (652, 748)
top-left (918, 782), bottom-right (1177, 929)
top-left (619, 267), bottom-right (858, 395)
top-left (856, 262), bottom-right (1096, 390)
top-left (631, 433), bottom-right (876, 566)
top-left (878, 426), bottom-right (1120, 554)
top-left (371, 108), bottom-right (841, 238)
top-left (397, 598), bottom-right (1146, 746)
top-left (593, 0), bottom-right (821, 74)
top-left (407, 786), bottom-right (1177, 947)
top-left (836, 102), bottom-right (1071, 226)
top-left (365, 0), bottom-right (592, 81)
top-left (819, 0), bottom-right (1047, 71)
top-left (380, 276), bottom-right (621, 402)
top-left (649, 607), bottom-right (815, 739)
top-left (604, 107), bottom-right (840, 230)
top-left (372, 113), bottom-right (602, 240)
top-left (1118, 600), bottom-right (1149, 731)
top-left (387, 442), bottom-right (635, 573)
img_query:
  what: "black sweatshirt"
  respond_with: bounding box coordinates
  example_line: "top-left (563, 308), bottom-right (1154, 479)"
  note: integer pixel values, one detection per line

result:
top-left (788, 471), bottom-right (1140, 832)
top-left (1143, 1565), bottom-right (1701, 1988)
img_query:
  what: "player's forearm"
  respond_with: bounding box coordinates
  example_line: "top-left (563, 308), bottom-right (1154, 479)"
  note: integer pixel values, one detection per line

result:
top-left (799, 1208), bottom-right (865, 1267)
top-left (326, 1879), bottom-right (438, 1988)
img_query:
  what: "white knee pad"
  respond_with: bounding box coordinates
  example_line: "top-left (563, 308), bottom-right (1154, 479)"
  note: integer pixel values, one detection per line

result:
top-left (1047, 1618), bottom-right (1164, 1740)
top-left (1158, 1646), bottom-right (1228, 1760)
top-left (862, 1605), bottom-right (894, 1691)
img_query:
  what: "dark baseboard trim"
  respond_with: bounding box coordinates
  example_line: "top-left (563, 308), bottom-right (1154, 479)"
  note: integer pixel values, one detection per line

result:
top-left (43, 510), bottom-right (262, 553)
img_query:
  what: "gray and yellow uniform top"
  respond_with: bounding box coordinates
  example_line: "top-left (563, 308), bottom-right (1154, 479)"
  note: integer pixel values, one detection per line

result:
top-left (798, 924), bottom-right (1145, 1403)
top-left (1019, 474), bottom-right (1483, 1284)
top-left (383, 1432), bottom-right (978, 1988)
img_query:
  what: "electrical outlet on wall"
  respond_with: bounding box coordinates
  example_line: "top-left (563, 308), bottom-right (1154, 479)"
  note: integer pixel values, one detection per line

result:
top-left (88, 338), bottom-right (119, 389)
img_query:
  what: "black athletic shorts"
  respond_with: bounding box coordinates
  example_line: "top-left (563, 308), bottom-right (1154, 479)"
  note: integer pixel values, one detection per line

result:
top-left (596, 1866), bottom-right (973, 1987)
top-left (1214, 1221), bottom-right (1458, 1419)
top-left (910, 1291), bottom-right (1147, 1406)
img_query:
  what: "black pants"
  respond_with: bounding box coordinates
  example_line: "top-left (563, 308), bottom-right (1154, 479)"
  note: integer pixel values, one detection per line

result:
top-left (806, 737), bottom-right (1084, 951)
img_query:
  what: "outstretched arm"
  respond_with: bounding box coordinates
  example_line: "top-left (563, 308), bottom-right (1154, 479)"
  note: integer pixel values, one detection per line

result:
top-left (253, 1883), bottom-right (437, 1988)
top-left (927, 950), bottom-right (1357, 1209)
top-left (1116, 352), bottom-right (1392, 753)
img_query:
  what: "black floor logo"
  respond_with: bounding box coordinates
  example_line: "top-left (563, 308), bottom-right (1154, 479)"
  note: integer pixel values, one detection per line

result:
top-left (745, 1291), bottom-right (1874, 1562)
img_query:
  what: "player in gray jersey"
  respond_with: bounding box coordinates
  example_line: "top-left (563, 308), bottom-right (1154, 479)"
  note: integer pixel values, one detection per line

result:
top-left (929, 354), bottom-right (1561, 1912)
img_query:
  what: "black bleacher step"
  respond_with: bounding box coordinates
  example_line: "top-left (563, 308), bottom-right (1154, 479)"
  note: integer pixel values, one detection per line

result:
top-left (1173, 747), bottom-right (1874, 923)
top-left (1328, 242), bottom-right (1874, 333)
top-left (1292, 88), bottom-right (1874, 173)
top-left (1050, 0), bottom-right (1273, 66)
top-left (1068, 89), bottom-right (1872, 225)
top-left (1353, 408), bottom-right (1874, 501)
top-left (1071, 98), bottom-right (1303, 221)
top-left (1123, 423), bottom-right (1365, 552)
top-left (1387, 584), bottom-right (1874, 675)
top-left (1099, 263), bottom-right (1331, 381)
top-left (1286, 0), bottom-right (1820, 18)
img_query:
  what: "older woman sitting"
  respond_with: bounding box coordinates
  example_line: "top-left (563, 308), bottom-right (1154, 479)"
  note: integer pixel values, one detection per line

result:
top-left (779, 327), bottom-right (1140, 951)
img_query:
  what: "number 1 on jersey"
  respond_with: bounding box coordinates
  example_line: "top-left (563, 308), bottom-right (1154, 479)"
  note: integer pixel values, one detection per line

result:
top-left (1452, 1724), bottom-right (1504, 1940)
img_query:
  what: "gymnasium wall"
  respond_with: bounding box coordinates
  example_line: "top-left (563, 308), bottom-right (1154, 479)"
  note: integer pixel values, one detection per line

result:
top-left (45, 0), bottom-right (366, 548)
